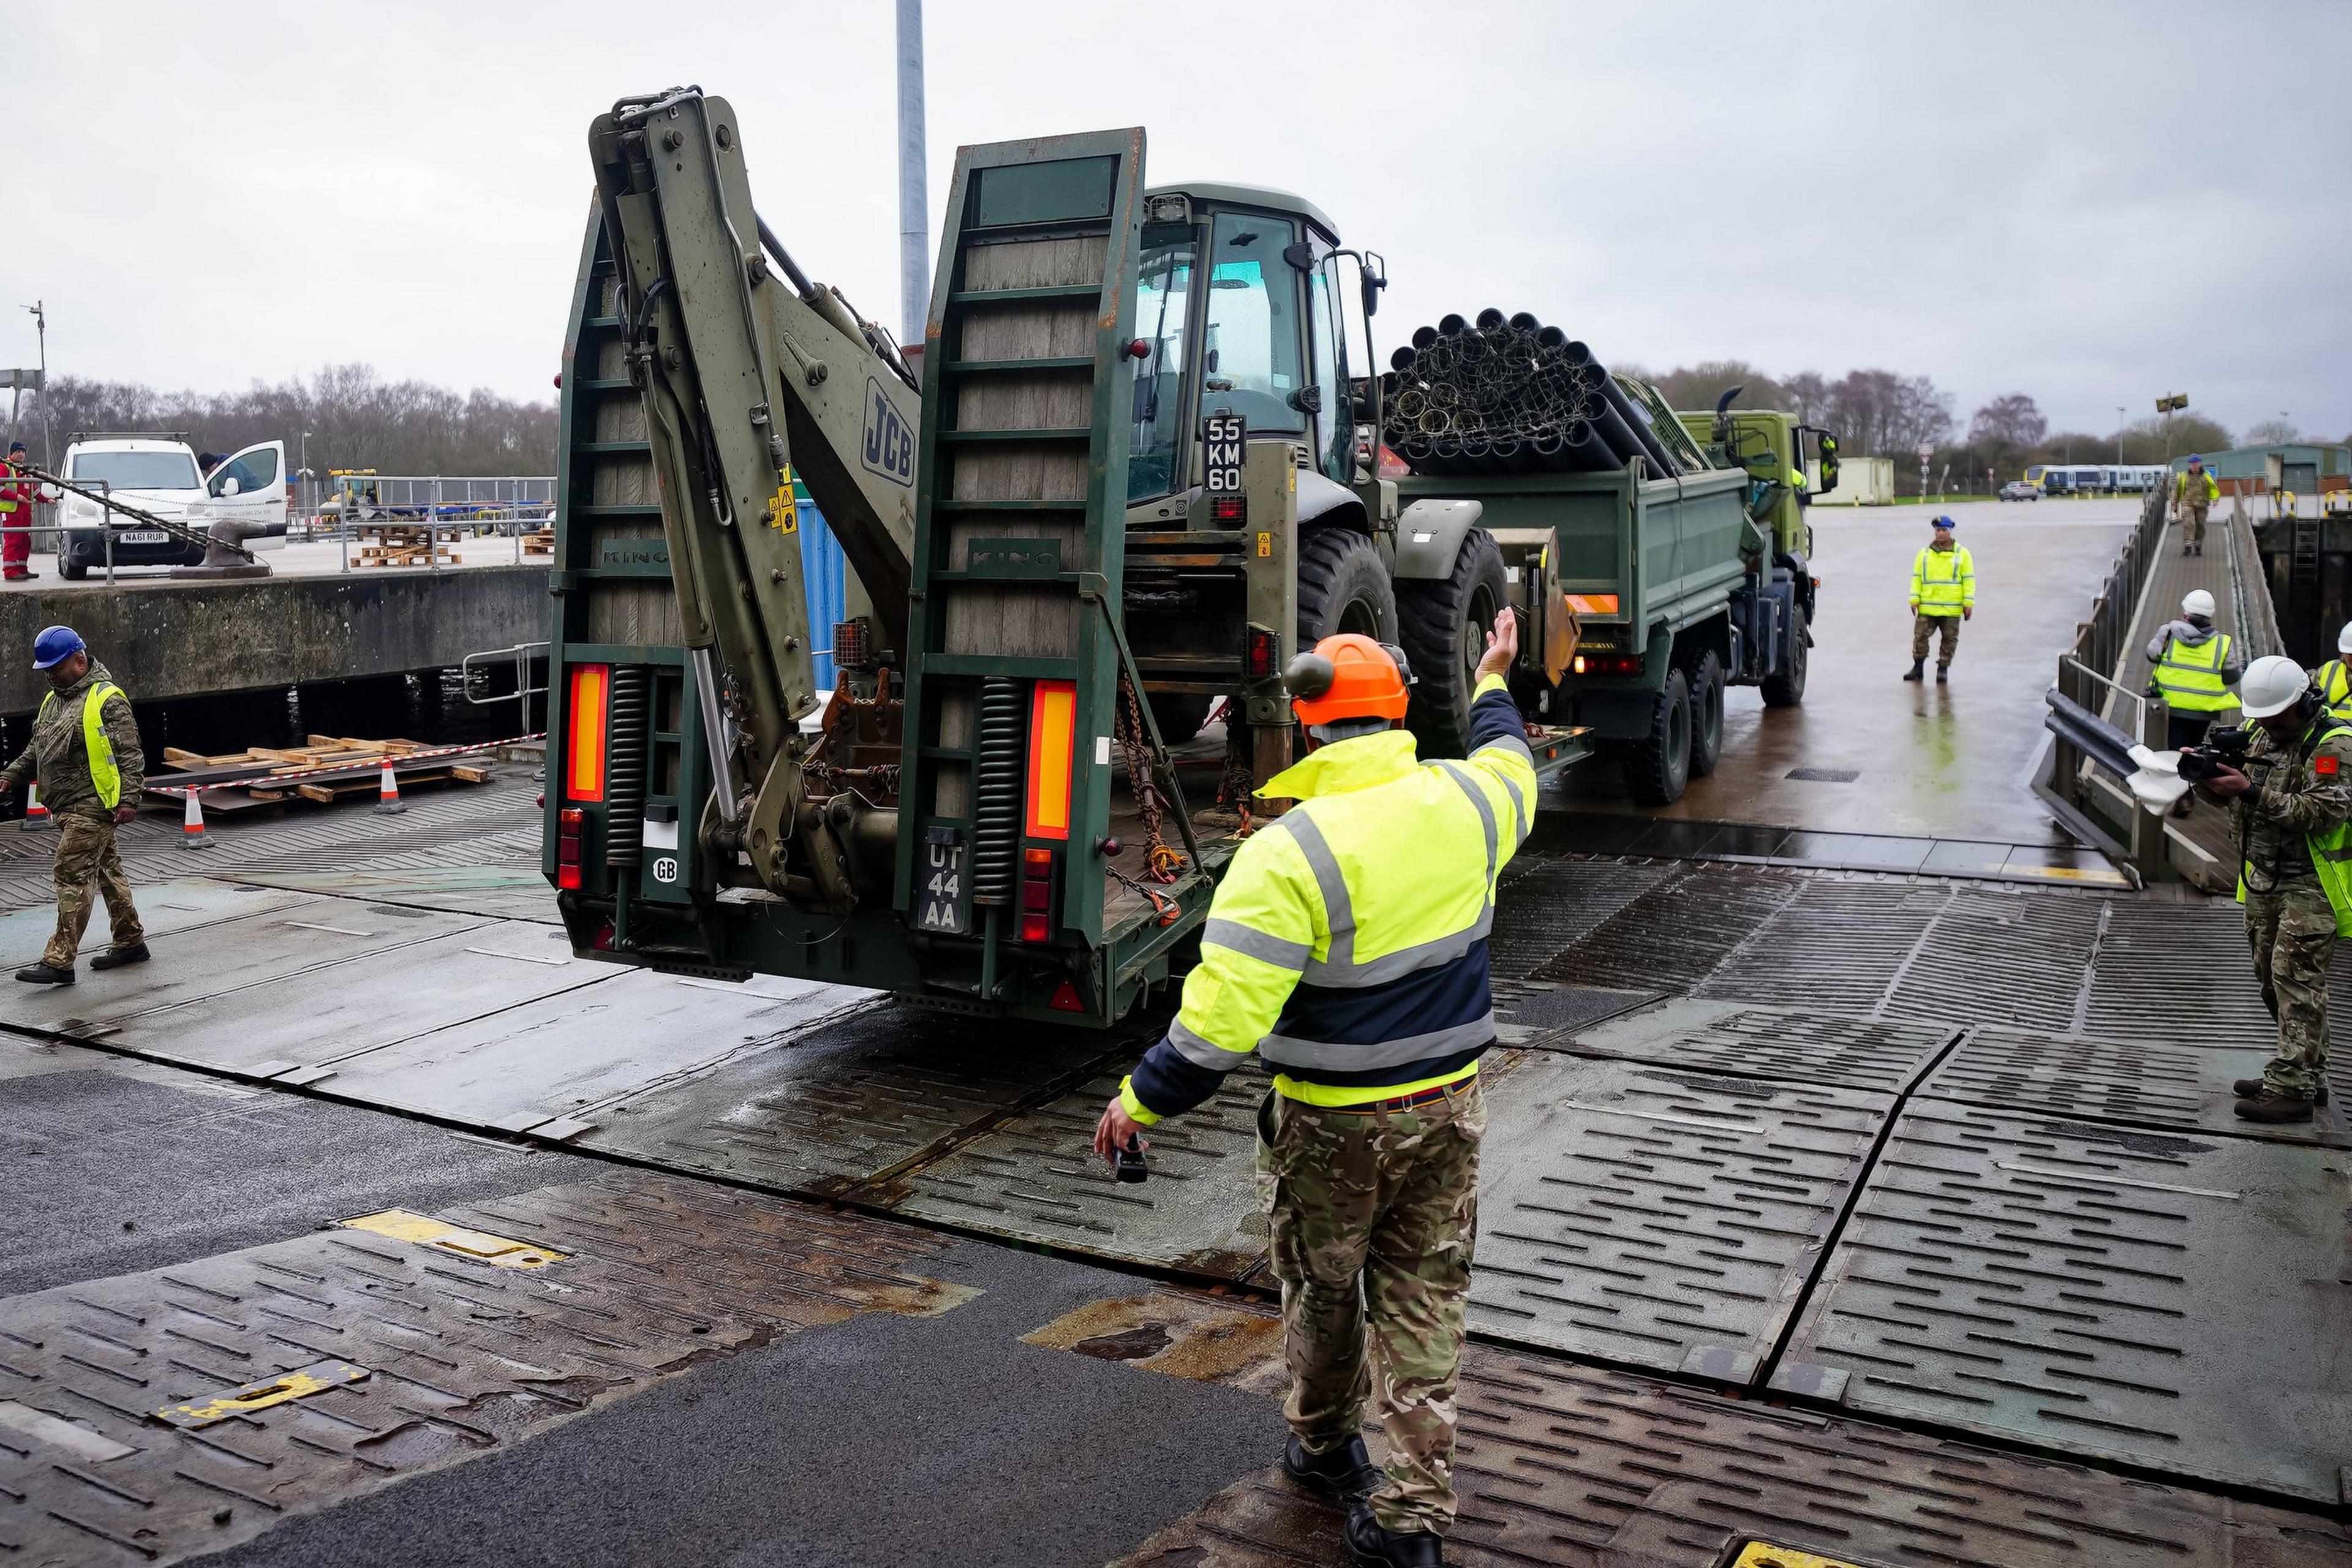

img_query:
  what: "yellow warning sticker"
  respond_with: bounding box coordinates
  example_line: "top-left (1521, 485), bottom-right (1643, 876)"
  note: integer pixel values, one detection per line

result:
top-left (1729, 1548), bottom-right (1869, 1568)
top-left (1256, 531), bottom-right (1272, 559)
top-left (340, 1210), bottom-right (567, 1268)
top-left (766, 466), bottom-right (798, 532)
top-left (157, 1360), bottom-right (371, 1430)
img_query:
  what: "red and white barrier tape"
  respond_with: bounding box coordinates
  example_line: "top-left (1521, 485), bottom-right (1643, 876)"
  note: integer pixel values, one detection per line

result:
top-left (149, 733), bottom-right (546, 796)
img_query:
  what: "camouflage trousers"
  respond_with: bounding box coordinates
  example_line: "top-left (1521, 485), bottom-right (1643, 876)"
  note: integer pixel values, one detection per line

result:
top-left (1256, 1076), bottom-right (1484, 1536)
top-left (1910, 612), bottom-right (1960, 665)
top-left (47, 813), bottom-right (143, 970)
top-left (2182, 505), bottom-right (2209, 549)
top-left (2245, 881), bottom-right (2334, 1098)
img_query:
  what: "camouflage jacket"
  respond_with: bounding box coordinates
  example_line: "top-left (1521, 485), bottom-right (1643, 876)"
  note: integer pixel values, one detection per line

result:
top-left (2, 662), bottom-right (145, 818)
top-left (2230, 712), bottom-right (2352, 885)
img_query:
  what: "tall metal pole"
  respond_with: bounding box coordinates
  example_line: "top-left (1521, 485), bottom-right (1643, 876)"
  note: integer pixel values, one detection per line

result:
top-left (895, 0), bottom-right (930, 350)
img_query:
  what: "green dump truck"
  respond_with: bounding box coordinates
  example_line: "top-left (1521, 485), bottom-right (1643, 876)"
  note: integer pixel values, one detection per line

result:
top-left (540, 91), bottom-right (1833, 1026)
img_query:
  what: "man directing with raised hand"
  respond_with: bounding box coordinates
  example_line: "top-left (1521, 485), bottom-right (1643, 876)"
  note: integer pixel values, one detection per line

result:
top-left (1095, 613), bottom-right (1538, 1568)
top-left (0, 626), bottom-right (149, 982)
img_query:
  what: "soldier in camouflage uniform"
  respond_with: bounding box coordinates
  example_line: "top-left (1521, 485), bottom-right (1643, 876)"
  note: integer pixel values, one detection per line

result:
top-left (0, 627), bottom-right (149, 982)
top-left (1098, 617), bottom-right (1538, 1568)
top-left (2195, 654), bottom-right (2352, 1123)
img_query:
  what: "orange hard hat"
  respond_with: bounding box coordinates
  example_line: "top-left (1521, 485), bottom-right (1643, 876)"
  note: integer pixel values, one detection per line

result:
top-left (1286, 633), bottom-right (1409, 725)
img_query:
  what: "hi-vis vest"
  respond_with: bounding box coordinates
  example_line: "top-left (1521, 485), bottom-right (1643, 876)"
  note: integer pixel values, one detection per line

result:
top-left (2177, 468), bottom-right (2219, 507)
top-left (1910, 546), bottom-right (1973, 612)
top-left (1120, 674), bottom-right (1538, 1120)
top-left (2318, 658), bottom-right (2352, 719)
top-left (2239, 714), bottom-right (2352, 937)
top-left (2154, 631), bottom-right (2235, 714)
top-left (38, 682), bottom-right (125, 809)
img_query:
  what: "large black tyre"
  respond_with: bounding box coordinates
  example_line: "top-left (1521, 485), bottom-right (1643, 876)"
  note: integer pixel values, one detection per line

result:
top-left (1760, 604), bottom-right (1809, 707)
top-left (1147, 693), bottom-right (1213, 745)
top-left (1620, 668), bottom-right (1691, 805)
top-left (1397, 528), bottom-right (1507, 758)
top-left (1688, 649), bottom-right (1725, 777)
top-left (58, 554), bottom-right (87, 582)
top-left (1295, 527), bottom-right (1396, 649)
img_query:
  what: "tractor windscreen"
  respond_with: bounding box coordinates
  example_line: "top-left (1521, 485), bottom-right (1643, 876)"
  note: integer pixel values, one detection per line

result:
top-left (1200, 212), bottom-right (1305, 437)
top-left (1127, 238), bottom-right (1195, 502)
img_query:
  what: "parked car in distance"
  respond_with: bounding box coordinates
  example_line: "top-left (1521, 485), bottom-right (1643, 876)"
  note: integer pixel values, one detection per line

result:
top-left (57, 435), bottom-right (287, 577)
top-left (1999, 480), bottom-right (2040, 502)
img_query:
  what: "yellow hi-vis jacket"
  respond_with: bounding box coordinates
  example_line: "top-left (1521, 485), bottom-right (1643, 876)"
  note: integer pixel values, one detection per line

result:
top-left (1120, 674), bottom-right (1539, 1123)
top-left (2177, 469), bottom-right (2220, 506)
top-left (2318, 658), bottom-right (2352, 719)
top-left (2153, 630), bottom-right (2236, 713)
top-left (1910, 545), bottom-right (1974, 612)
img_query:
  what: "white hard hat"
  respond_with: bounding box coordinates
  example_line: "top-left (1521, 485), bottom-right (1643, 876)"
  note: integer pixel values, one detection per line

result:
top-left (2337, 620), bottom-right (2352, 655)
top-left (2181, 589), bottom-right (2215, 618)
top-left (2239, 655), bottom-right (2310, 719)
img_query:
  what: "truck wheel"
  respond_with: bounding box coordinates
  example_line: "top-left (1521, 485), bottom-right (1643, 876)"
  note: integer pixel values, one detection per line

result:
top-left (1621, 668), bottom-right (1691, 805)
top-left (1760, 605), bottom-right (1809, 707)
top-left (1296, 527), bottom-right (1396, 648)
top-left (58, 554), bottom-right (86, 582)
top-left (1147, 693), bottom-right (1212, 745)
top-left (1398, 528), bottom-right (1506, 758)
top-left (1688, 650), bottom-right (1725, 777)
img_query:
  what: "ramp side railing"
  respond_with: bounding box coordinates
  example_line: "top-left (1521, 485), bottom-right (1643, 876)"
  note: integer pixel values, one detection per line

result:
top-left (2041, 487), bottom-right (2170, 881)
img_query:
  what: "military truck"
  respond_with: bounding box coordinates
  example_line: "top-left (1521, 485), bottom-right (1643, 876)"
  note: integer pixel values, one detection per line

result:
top-left (541, 90), bottom-right (1830, 1025)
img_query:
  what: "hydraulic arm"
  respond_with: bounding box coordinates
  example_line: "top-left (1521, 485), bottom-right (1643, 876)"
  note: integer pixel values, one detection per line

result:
top-left (589, 88), bottom-right (921, 914)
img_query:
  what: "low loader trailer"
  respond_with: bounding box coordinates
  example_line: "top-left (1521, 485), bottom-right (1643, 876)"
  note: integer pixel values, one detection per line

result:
top-left (541, 90), bottom-right (1833, 1027)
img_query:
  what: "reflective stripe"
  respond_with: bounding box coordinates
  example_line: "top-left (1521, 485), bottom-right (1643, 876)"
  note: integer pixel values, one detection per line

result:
top-left (1201, 918), bottom-right (1311, 971)
top-left (1436, 761), bottom-right (1499, 889)
top-left (1261, 1011), bottom-right (1496, 1070)
top-left (1302, 907), bottom-right (1493, 989)
top-left (1166, 1016), bottom-right (1243, 1069)
top-left (1492, 766), bottom-right (1529, 845)
top-left (2154, 633), bottom-right (2233, 712)
top-left (1477, 731), bottom-right (1535, 766)
top-left (1278, 813), bottom-right (1356, 968)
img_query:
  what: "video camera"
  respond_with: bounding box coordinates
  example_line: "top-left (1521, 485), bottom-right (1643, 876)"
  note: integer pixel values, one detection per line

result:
top-left (2177, 725), bottom-right (2255, 783)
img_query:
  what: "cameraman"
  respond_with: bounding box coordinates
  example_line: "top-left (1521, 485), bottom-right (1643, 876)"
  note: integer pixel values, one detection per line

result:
top-left (2196, 655), bottom-right (2352, 1123)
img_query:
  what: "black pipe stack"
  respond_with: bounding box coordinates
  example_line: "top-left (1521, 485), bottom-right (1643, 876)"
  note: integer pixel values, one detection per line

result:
top-left (1379, 311), bottom-right (1679, 477)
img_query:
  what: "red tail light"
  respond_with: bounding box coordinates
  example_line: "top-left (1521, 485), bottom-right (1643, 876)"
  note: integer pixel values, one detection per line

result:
top-left (1244, 624), bottom-right (1281, 680)
top-left (1210, 494), bottom-right (1246, 526)
top-left (1571, 654), bottom-right (1643, 678)
top-left (557, 806), bottom-right (584, 891)
top-left (1020, 846), bottom-right (1057, 943)
top-left (565, 665), bottom-right (609, 801)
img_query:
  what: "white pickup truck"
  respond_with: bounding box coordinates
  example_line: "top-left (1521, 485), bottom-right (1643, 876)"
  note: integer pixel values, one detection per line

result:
top-left (56, 434), bottom-right (287, 578)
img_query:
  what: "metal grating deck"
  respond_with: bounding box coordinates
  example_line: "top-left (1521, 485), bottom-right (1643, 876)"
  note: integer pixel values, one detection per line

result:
top-left (1487, 858), bottom-right (1672, 980)
top-left (1471, 1053), bottom-right (1890, 1384)
top-left (1553, 998), bottom-right (1955, 1094)
top-left (1775, 1101), bottom-right (2352, 1501)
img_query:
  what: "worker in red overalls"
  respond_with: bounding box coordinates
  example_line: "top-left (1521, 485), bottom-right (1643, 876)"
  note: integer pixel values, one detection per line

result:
top-left (1, 441), bottom-right (37, 582)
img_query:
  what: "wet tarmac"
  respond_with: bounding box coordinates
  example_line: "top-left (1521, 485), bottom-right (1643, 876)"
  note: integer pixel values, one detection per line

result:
top-left (1558, 497), bottom-right (2141, 842)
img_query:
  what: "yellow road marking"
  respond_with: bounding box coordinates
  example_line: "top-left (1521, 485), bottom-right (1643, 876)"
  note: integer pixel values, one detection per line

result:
top-left (156, 1360), bottom-right (370, 1430)
top-left (340, 1209), bottom-right (567, 1268)
top-left (1730, 1547), bottom-right (1870, 1568)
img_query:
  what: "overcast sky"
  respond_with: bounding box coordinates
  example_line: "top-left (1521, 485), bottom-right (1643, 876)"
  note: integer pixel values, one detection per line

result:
top-left (13, 1), bottom-right (2349, 443)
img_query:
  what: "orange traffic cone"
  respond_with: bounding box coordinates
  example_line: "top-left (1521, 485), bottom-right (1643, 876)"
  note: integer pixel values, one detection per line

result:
top-left (374, 761), bottom-right (407, 815)
top-left (179, 788), bottom-right (211, 851)
top-left (19, 780), bottom-right (50, 832)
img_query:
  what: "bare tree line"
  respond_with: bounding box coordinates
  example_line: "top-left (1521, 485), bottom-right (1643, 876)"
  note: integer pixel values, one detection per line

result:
top-left (11, 365), bottom-right (557, 478)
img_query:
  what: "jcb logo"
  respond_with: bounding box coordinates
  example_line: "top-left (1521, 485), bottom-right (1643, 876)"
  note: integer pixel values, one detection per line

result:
top-left (862, 379), bottom-right (915, 488)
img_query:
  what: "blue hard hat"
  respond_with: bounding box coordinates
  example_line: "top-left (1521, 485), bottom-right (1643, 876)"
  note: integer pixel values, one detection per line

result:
top-left (2187, 453), bottom-right (2203, 462)
top-left (31, 626), bottom-right (83, 670)
top-left (1932, 514), bottom-right (1956, 529)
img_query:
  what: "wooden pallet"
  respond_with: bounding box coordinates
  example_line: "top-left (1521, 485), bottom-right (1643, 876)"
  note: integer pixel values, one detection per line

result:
top-left (356, 546), bottom-right (460, 567)
top-left (522, 529), bottom-right (554, 557)
top-left (146, 738), bottom-right (495, 812)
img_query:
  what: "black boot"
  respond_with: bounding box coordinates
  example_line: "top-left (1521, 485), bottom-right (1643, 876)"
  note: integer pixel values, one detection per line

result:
top-left (2235, 1077), bottom-right (2329, 1106)
top-left (89, 942), bottom-right (149, 971)
top-left (1283, 1434), bottom-right (1381, 1498)
top-left (2235, 1091), bottom-right (2314, 1123)
top-left (1903, 659), bottom-right (1924, 682)
top-left (14, 962), bottom-right (72, 985)
top-left (1936, 664), bottom-right (1950, 684)
top-left (1344, 1498), bottom-right (1444, 1567)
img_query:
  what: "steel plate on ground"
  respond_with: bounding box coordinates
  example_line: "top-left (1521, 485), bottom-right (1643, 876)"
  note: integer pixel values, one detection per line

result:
top-left (94, 919), bottom-right (612, 1076)
top-left (1491, 980), bottom-right (1660, 1044)
top-left (282, 970), bottom-right (873, 1131)
top-left (579, 1002), bottom-right (1129, 1197)
top-left (0, 876), bottom-right (320, 967)
top-left (1923, 1024), bottom-right (2352, 1146)
top-left (0, 901), bottom-right (497, 1049)
top-left (1537, 863), bottom-right (1803, 994)
top-left (1553, 998), bottom-right (1953, 1092)
top-left (1875, 883), bottom-right (2106, 1030)
top-left (1471, 1053), bottom-right (1891, 1382)
top-left (2084, 899), bottom-right (2309, 1041)
top-left (1112, 1348), bottom-right (2352, 1568)
top-left (1696, 880), bottom-right (1956, 1013)
top-left (228, 865), bottom-right (564, 923)
top-left (1776, 1101), bottom-right (2352, 1502)
top-left (1487, 858), bottom-right (1672, 979)
top-left (891, 1069), bottom-right (1269, 1280)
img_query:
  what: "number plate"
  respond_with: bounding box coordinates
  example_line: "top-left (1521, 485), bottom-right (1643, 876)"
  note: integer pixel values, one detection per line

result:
top-left (1202, 414), bottom-right (1245, 493)
top-left (914, 826), bottom-right (970, 935)
top-left (119, 529), bottom-right (169, 544)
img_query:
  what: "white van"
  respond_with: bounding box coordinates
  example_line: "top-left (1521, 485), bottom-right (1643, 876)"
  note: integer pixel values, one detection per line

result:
top-left (58, 434), bottom-right (287, 578)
